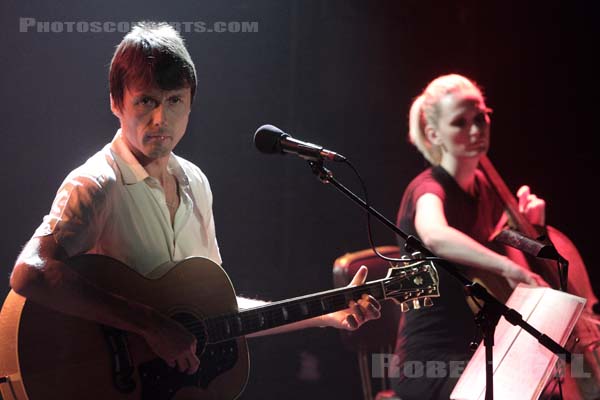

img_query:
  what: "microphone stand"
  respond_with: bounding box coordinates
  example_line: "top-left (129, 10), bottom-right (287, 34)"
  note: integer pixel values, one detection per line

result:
top-left (308, 160), bottom-right (571, 400)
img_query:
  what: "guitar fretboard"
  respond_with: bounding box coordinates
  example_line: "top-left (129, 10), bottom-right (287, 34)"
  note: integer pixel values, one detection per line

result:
top-left (205, 282), bottom-right (386, 343)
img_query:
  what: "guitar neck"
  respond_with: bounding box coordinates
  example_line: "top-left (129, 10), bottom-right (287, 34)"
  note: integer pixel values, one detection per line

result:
top-left (204, 280), bottom-right (386, 343)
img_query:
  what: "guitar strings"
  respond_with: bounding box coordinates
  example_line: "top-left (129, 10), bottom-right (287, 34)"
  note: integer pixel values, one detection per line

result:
top-left (182, 284), bottom-right (381, 340)
top-left (181, 282), bottom-right (430, 342)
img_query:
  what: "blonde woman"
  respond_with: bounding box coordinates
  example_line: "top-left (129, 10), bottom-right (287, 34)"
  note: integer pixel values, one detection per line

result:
top-left (392, 74), bottom-right (547, 399)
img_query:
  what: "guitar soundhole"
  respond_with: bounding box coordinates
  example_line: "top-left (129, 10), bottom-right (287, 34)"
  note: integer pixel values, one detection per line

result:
top-left (171, 311), bottom-right (208, 348)
top-left (138, 311), bottom-right (239, 399)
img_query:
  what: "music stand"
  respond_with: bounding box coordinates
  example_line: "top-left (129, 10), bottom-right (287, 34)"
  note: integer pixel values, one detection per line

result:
top-left (450, 285), bottom-right (586, 400)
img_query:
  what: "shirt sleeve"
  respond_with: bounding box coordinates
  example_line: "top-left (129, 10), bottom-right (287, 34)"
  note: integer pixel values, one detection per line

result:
top-left (412, 174), bottom-right (446, 204)
top-left (33, 173), bottom-right (108, 257)
top-left (397, 170), bottom-right (448, 240)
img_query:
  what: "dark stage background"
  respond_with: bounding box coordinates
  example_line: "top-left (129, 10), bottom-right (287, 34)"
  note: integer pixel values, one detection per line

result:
top-left (1, 1), bottom-right (598, 399)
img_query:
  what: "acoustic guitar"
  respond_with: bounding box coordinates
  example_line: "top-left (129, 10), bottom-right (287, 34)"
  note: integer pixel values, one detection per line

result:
top-left (0, 254), bottom-right (439, 400)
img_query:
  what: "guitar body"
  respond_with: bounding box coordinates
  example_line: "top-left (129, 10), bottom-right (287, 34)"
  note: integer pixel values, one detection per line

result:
top-left (0, 253), bottom-right (440, 400)
top-left (0, 255), bottom-right (249, 400)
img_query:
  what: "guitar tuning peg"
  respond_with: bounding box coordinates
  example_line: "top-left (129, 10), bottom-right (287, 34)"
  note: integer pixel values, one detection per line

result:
top-left (412, 299), bottom-right (421, 310)
top-left (399, 254), bottom-right (413, 266)
top-left (423, 297), bottom-right (433, 307)
top-left (401, 302), bottom-right (410, 313)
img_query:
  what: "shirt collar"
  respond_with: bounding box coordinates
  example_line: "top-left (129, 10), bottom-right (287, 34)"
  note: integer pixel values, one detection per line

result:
top-left (109, 129), bottom-right (189, 187)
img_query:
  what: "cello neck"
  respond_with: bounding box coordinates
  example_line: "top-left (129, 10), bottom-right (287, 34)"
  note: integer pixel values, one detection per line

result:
top-left (478, 155), bottom-right (539, 238)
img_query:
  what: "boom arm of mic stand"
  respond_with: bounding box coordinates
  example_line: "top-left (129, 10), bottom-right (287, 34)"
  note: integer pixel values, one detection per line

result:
top-left (309, 160), bottom-right (414, 246)
top-left (308, 160), bottom-right (571, 400)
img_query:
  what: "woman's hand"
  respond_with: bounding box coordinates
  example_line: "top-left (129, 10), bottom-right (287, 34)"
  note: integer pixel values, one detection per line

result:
top-left (517, 185), bottom-right (546, 226)
top-left (501, 259), bottom-right (548, 288)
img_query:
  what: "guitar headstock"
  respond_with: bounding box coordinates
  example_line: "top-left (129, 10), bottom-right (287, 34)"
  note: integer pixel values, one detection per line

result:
top-left (383, 260), bottom-right (440, 312)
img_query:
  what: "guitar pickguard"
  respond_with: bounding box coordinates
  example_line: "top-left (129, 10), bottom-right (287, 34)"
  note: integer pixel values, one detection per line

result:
top-left (138, 340), bottom-right (239, 400)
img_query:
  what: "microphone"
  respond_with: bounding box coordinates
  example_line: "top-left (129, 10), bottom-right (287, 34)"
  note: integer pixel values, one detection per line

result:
top-left (254, 124), bottom-right (346, 162)
top-left (493, 228), bottom-right (560, 261)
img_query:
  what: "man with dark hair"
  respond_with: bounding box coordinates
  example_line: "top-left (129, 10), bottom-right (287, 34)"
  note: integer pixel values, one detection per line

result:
top-left (9, 21), bottom-right (380, 378)
top-left (109, 22), bottom-right (198, 111)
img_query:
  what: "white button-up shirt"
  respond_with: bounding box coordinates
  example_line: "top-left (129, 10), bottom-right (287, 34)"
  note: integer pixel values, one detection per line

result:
top-left (34, 130), bottom-right (222, 276)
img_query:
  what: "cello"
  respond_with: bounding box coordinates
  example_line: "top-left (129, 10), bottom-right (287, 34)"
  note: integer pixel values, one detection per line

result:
top-left (478, 154), bottom-right (600, 399)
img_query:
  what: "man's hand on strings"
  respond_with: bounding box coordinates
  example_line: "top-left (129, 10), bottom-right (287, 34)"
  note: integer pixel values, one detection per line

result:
top-left (141, 309), bottom-right (200, 374)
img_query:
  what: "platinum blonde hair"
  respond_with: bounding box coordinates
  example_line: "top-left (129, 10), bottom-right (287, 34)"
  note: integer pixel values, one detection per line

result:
top-left (408, 74), bottom-right (483, 165)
